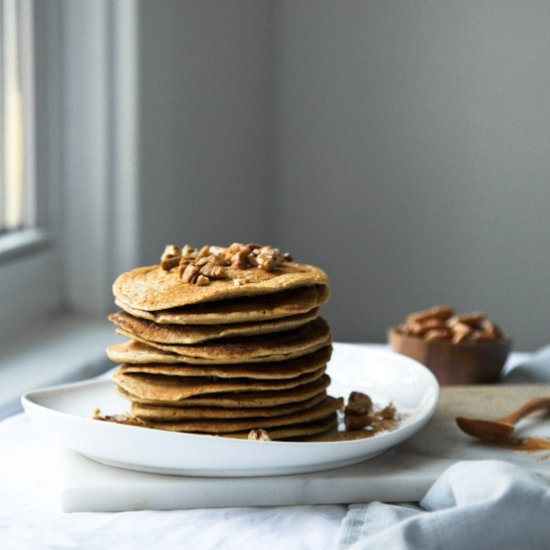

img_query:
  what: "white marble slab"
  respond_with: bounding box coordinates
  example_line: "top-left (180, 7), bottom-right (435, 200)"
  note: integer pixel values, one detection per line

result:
top-left (61, 385), bottom-right (550, 512)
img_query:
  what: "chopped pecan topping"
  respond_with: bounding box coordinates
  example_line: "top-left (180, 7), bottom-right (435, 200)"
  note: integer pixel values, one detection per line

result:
top-left (160, 244), bottom-right (182, 271)
top-left (196, 274), bottom-right (210, 286)
top-left (181, 264), bottom-right (200, 284)
top-left (159, 242), bottom-right (293, 284)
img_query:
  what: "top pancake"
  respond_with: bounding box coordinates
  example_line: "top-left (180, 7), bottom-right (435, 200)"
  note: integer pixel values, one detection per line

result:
top-left (115, 285), bottom-right (330, 325)
top-left (113, 262), bottom-right (329, 311)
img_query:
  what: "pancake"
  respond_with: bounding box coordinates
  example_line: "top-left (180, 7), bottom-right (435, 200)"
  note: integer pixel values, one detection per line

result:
top-left (226, 414), bottom-right (338, 440)
top-left (108, 338), bottom-right (330, 365)
top-left (97, 410), bottom-right (339, 441)
top-left (107, 341), bottom-right (189, 364)
top-left (113, 262), bottom-right (329, 311)
top-left (114, 317), bottom-right (332, 363)
top-left (115, 374), bottom-right (331, 408)
top-left (132, 396), bottom-right (343, 433)
top-left (115, 285), bottom-right (330, 325)
top-left (108, 307), bottom-right (319, 345)
top-left (118, 345), bottom-right (332, 380)
top-left (131, 392), bottom-right (327, 420)
top-left (112, 367), bottom-right (326, 402)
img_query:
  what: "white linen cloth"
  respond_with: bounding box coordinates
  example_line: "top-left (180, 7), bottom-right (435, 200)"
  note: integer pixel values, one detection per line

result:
top-left (337, 460), bottom-right (550, 549)
top-left (1, 349), bottom-right (549, 549)
top-left (0, 413), bottom-right (345, 549)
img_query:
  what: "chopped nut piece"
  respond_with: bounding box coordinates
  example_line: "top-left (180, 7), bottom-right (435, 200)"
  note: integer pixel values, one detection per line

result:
top-left (201, 260), bottom-right (226, 280)
top-left (406, 306), bottom-right (454, 325)
top-left (231, 247), bottom-right (252, 269)
top-left (181, 244), bottom-right (197, 259)
top-left (196, 274), bottom-right (210, 286)
top-left (346, 391), bottom-right (373, 416)
top-left (256, 246), bottom-right (285, 272)
top-left (482, 320), bottom-right (502, 339)
top-left (93, 409), bottom-right (146, 427)
top-left (181, 264), bottom-right (200, 284)
top-left (425, 328), bottom-right (452, 342)
top-left (450, 322), bottom-right (472, 343)
top-left (450, 311), bottom-right (486, 327)
top-left (160, 244), bottom-right (182, 271)
top-left (248, 428), bottom-right (271, 441)
top-left (379, 403), bottom-right (397, 420)
top-left (418, 318), bottom-right (448, 333)
top-left (398, 323), bottom-right (425, 336)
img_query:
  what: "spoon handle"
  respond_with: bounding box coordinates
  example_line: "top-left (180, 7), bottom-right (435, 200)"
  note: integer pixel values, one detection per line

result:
top-left (501, 397), bottom-right (550, 424)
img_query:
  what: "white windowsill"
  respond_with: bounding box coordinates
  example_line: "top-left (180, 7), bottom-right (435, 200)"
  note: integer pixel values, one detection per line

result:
top-left (0, 228), bottom-right (49, 262)
top-left (0, 313), bottom-right (120, 419)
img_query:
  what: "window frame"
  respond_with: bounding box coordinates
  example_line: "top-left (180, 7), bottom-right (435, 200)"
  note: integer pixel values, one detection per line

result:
top-left (0, 0), bottom-right (139, 343)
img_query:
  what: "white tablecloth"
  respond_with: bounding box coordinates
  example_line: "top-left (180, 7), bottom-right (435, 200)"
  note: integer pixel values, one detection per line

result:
top-left (2, 349), bottom-right (549, 549)
top-left (0, 413), bottom-right (345, 549)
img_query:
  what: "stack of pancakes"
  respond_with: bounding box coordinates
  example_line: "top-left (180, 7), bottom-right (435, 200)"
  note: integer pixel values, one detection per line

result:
top-left (105, 243), bottom-right (341, 440)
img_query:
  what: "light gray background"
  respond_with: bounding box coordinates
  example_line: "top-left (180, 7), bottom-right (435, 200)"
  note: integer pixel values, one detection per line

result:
top-left (135, 1), bottom-right (550, 350)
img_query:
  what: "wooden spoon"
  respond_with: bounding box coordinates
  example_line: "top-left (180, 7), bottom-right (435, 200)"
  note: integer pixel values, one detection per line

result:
top-left (456, 397), bottom-right (550, 441)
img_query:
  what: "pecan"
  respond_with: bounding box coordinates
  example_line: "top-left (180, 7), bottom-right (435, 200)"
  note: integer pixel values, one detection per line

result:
top-left (201, 259), bottom-right (227, 280)
top-left (196, 245), bottom-right (211, 259)
top-left (231, 247), bottom-right (252, 269)
top-left (415, 318), bottom-right (448, 337)
top-left (425, 328), bottom-right (452, 342)
top-left (448, 311), bottom-right (486, 328)
top-left (248, 428), bottom-right (271, 441)
top-left (398, 323), bottom-right (425, 337)
top-left (451, 322), bottom-right (472, 343)
top-left (160, 244), bottom-right (181, 271)
top-left (482, 320), bottom-right (503, 339)
top-left (196, 274), bottom-right (210, 286)
top-left (181, 264), bottom-right (200, 284)
top-left (256, 246), bottom-right (284, 272)
top-left (379, 403), bottom-right (397, 420)
top-left (181, 244), bottom-right (197, 259)
top-left (345, 391), bottom-right (373, 416)
top-left (233, 273), bottom-right (253, 286)
top-left (406, 306), bottom-right (454, 325)
top-left (471, 330), bottom-right (494, 343)
top-left (177, 257), bottom-right (192, 278)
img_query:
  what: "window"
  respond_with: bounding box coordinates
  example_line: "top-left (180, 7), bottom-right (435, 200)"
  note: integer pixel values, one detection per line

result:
top-left (0, 0), bottom-right (35, 234)
top-left (0, 0), bottom-right (139, 328)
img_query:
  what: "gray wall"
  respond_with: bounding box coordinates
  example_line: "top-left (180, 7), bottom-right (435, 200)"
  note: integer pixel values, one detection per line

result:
top-left (136, 1), bottom-right (550, 350)
top-left (137, 1), bottom-right (272, 257)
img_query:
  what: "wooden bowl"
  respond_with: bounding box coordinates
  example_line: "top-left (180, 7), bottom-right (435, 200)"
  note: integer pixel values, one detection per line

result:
top-left (388, 327), bottom-right (511, 385)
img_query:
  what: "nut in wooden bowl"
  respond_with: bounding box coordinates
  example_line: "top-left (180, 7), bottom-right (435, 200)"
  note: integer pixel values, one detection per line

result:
top-left (388, 306), bottom-right (511, 385)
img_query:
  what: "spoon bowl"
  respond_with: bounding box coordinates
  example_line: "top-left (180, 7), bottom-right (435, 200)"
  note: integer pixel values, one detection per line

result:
top-left (455, 417), bottom-right (514, 441)
top-left (456, 397), bottom-right (550, 442)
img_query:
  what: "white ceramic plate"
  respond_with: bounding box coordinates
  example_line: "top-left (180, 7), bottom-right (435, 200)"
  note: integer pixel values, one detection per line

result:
top-left (22, 343), bottom-right (439, 477)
